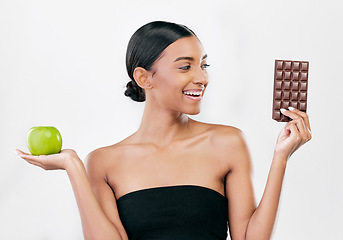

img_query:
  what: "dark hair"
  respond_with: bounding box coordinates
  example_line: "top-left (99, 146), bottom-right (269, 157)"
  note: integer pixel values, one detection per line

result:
top-left (124, 21), bottom-right (196, 102)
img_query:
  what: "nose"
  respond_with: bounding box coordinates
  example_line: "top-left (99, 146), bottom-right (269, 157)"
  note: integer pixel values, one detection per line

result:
top-left (192, 67), bottom-right (208, 86)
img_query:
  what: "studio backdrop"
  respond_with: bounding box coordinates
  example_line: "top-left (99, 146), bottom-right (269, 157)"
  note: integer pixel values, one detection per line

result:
top-left (1, 0), bottom-right (342, 239)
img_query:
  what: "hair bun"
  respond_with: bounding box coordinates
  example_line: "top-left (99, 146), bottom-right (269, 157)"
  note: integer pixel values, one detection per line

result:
top-left (124, 80), bottom-right (146, 102)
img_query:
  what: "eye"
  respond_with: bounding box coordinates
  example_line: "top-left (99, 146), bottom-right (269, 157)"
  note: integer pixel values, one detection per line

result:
top-left (201, 63), bottom-right (210, 69)
top-left (179, 65), bottom-right (191, 70)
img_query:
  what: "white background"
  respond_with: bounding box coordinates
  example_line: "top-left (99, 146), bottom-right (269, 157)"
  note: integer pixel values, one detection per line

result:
top-left (1, 0), bottom-right (342, 239)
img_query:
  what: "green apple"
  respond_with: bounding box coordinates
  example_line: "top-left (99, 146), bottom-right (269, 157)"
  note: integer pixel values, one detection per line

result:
top-left (27, 126), bottom-right (62, 155)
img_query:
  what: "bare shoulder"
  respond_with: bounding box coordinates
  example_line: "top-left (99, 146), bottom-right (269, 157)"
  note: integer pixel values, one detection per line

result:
top-left (85, 141), bottom-right (127, 174)
top-left (197, 121), bottom-right (250, 169)
top-left (210, 124), bottom-right (244, 144)
top-left (195, 121), bottom-right (246, 149)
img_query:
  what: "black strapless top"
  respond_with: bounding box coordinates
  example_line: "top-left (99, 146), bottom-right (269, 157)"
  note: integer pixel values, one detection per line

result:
top-left (116, 185), bottom-right (228, 240)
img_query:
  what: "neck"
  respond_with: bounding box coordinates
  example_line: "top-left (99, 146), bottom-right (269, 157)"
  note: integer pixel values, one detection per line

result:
top-left (135, 101), bottom-right (193, 147)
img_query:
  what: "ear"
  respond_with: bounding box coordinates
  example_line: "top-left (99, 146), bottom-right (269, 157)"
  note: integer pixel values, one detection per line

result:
top-left (133, 67), bottom-right (152, 90)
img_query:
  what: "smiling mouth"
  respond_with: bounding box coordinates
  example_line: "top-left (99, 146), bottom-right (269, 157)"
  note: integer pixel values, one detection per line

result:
top-left (182, 90), bottom-right (202, 97)
top-left (182, 89), bottom-right (204, 100)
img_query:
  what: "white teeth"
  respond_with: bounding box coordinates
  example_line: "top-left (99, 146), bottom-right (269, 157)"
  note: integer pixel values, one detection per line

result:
top-left (183, 91), bottom-right (201, 96)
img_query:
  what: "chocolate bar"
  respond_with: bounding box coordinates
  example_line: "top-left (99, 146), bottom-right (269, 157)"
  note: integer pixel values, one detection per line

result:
top-left (272, 59), bottom-right (309, 122)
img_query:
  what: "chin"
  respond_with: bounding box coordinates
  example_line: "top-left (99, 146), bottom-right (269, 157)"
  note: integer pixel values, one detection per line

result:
top-left (183, 107), bottom-right (201, 115)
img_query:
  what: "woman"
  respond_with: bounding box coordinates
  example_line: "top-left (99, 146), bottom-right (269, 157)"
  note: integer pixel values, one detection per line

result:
top-left (16, 21), bottom-right (312, 240)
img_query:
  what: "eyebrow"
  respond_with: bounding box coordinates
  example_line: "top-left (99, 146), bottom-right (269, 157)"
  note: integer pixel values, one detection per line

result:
top-left (174, 54), bottom-right (208, 62)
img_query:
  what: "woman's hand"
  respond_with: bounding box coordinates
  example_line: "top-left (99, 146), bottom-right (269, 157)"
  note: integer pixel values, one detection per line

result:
top-left (274, 107), bottom-right (312, 160)
top-left (16, 149), bottom-right (79, 171)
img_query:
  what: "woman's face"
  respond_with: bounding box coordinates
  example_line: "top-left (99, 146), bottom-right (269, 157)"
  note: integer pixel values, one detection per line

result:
top-left (147, 36), bottom-right (209, 115)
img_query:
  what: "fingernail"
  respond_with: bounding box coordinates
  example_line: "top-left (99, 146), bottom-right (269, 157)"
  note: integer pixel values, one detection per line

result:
top-left (280, 108), bottom-right (286, 113)
top-left (288, 106), bottom-right (295, 111)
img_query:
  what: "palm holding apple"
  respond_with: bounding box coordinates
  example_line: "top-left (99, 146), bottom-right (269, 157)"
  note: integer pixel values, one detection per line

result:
top-left (17, 126), bottom-right (79, 171)
top-left (16, 148), bottom-right (77, 170)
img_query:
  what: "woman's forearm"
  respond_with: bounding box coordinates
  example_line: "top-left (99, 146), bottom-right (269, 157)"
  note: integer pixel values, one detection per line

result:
top-left (245, 153), bottom-right (288, 240)
top-left (66, 158), bottom-right (123, 240)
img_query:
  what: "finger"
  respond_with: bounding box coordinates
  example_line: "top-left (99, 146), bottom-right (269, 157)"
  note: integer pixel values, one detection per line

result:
top-left (287, 121), bottom-right (302, 144)
top-left (16, 149), bottom-right (38, 165)
top-left (288, 122), bottom-right (303, 154)
top-left (288, 107), bottom-right (311, 132)
top-left (15, 149), bottom-right (32, 157)
top-left (287, 108), bottom-right (312, 141)
top-left (24, 158), bottom-right (44, 168)
top-left (281, 108), bottom-right (312, 137)
top-left (292, 118), bottom-right (308, 143)
top-left (16, 150), bottom-right (46, 163)
top-left (280, 108), bottom-right (302, 120)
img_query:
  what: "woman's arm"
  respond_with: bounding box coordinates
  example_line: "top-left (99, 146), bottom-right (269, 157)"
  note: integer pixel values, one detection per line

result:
top-left (16, 149), bottom-right (124, 240)
top-left (225, 107), bottom-right (312, 240)
top-left (244, 152), bottom-right (287, 239)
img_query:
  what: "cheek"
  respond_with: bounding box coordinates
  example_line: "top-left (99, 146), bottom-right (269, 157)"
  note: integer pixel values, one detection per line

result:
top-left (155, 73), bottom-right (185, 96)
top-left (152, 64), bottom-right (192, 101)
top-left (163, 81), bottom-right (184, 101)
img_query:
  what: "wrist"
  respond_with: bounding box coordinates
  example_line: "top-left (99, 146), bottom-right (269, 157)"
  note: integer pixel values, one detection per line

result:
top-left (273, 151), bottom-right (289, 165)
top-left (65, 155), bottom-right (84, 174)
